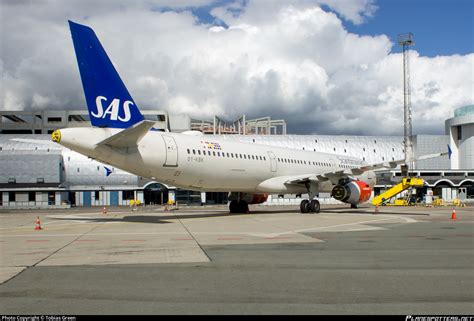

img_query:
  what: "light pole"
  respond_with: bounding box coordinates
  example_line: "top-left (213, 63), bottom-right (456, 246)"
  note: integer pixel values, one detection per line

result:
top-left (398, 33), bottom-right (414, 170)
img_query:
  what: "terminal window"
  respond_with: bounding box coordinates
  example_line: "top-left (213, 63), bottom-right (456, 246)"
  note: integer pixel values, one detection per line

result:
top-left (457, 126), bottom-right (462, 140)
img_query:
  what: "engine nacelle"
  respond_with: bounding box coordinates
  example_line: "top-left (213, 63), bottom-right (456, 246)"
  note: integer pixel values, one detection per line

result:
top-left (331, 180), bottom-right (372, 205)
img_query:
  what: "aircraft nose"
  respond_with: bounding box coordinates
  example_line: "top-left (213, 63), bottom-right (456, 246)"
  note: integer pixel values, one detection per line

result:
top-left (51, 129), bottom-right (61, 143)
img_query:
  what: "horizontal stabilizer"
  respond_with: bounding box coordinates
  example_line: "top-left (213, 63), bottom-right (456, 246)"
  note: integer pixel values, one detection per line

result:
top-left (97, 120), bottom-right (155, 148)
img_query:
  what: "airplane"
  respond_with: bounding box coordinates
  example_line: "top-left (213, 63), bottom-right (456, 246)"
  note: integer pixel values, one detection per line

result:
top-left (52, 20), bottom-right (445, 214)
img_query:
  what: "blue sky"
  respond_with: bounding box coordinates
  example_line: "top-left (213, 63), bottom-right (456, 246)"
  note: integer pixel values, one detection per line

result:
top-left (341, 0), bottom-right (474, 57)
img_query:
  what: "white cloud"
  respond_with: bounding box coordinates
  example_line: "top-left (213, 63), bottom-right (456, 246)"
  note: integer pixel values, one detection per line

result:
top-left (0, 0), bottom-right (472, 135)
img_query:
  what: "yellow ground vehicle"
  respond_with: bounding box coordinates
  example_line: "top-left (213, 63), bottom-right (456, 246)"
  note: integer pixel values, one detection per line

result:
top-left (372, 177), bottom-right (424, 206)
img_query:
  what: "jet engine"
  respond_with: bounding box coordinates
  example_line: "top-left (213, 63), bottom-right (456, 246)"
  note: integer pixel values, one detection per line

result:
top-left (331, 180), bottom-right (372, 205)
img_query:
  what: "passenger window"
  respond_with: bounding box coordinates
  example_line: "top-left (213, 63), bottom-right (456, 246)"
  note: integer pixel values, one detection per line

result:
top-left (193, 149), bottom-right (196, 155)
top-left (213, 151), bottom-right (216, 156)
top-left (208, 151), bottom-right (211, 156)
top-left (198, 150), bottom-right (201, 155)
top-left (227, 153), bottom-right (230, 157)
top-left (244, 154), bottom-right (247, 159)
top-left (217, 152), bottom-right (220, 156)
top-left (187, 149), bottom-right (190, 154)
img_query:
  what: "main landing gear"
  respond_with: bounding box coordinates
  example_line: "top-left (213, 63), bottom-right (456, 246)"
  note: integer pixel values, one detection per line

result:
top-left (300, 180), bottom-right (320, 214)
top-left (300, 199), bottom-right (320, 213)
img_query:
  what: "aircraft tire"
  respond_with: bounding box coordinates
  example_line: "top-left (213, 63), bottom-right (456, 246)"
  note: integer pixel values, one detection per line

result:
top-left (300, 200), bottom-right (310, 213)
top-left (238, 200), bottom-right (249, 213)
top-left (309, 200), bottom-right (320, 213)
top-left (229, 200), bottom-right (239, 213)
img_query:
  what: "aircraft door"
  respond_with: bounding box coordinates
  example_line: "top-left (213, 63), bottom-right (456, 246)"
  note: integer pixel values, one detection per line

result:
top-left (162, 135), bottom-right (178, 167)
top-left (267, 151), bottom-right (277, 172)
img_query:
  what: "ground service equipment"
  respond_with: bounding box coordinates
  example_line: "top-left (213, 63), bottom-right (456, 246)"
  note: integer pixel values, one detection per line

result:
top-left (372, 177), bottom-right (424, 206)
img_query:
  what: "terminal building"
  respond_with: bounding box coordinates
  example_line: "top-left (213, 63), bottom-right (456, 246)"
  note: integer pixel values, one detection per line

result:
top-left (0, 106), bottom-right (472, 209)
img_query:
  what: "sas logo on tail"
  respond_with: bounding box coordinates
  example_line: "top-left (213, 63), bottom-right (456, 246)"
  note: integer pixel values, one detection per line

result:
top-left (92, 96), bottom-right (133, 122)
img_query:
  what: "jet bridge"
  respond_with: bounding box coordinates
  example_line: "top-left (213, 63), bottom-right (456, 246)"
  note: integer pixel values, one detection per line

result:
top-left (372, 177), bottom-right (424, 206)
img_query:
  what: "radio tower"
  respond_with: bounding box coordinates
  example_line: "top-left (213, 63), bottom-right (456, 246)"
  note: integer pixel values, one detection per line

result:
top-left (398, 33), bottom-right (414, 169)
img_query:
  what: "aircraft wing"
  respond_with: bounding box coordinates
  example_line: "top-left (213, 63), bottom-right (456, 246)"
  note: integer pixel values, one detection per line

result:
top-left (284, 151), bottom-right (448, 186)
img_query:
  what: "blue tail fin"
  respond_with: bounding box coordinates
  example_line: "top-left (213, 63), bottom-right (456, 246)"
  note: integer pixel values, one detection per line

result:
top-left (68, 20), bottom-right (144, 128)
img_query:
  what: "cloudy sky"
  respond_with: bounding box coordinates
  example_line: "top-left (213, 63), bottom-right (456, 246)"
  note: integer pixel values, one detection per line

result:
top-left (1, 0), bottom-right (473, 135)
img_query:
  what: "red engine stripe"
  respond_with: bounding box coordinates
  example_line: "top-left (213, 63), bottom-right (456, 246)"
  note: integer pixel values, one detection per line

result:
top-left (355, 180), bottom-right (372, 203)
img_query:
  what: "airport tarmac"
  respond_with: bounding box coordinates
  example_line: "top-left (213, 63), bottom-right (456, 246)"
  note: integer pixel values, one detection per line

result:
top-left (0, 204), bottom-right (473, 315)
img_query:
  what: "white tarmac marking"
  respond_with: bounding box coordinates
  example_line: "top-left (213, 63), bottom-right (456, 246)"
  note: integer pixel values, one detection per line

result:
top-left (286, 215), bottom-right (414, 235)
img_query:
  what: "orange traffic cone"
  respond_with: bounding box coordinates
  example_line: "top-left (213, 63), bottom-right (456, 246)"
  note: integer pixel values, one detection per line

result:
top-left (102, 207), bottom-right (108, 215)
top-left (374, 204), bottom-right (379, 214)
top-left (451, 208), bottom-right (457, 220)
top-left (35, 216), bottom-right (43, 230)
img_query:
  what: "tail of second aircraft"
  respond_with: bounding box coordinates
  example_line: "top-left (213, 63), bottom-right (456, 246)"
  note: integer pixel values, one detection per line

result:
top-left (69, 20), bottom-right (144, 128)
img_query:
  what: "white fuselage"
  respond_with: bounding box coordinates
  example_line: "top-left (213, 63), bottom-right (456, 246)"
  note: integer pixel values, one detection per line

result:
top-left (56, 127), bottom-right (376, 194)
